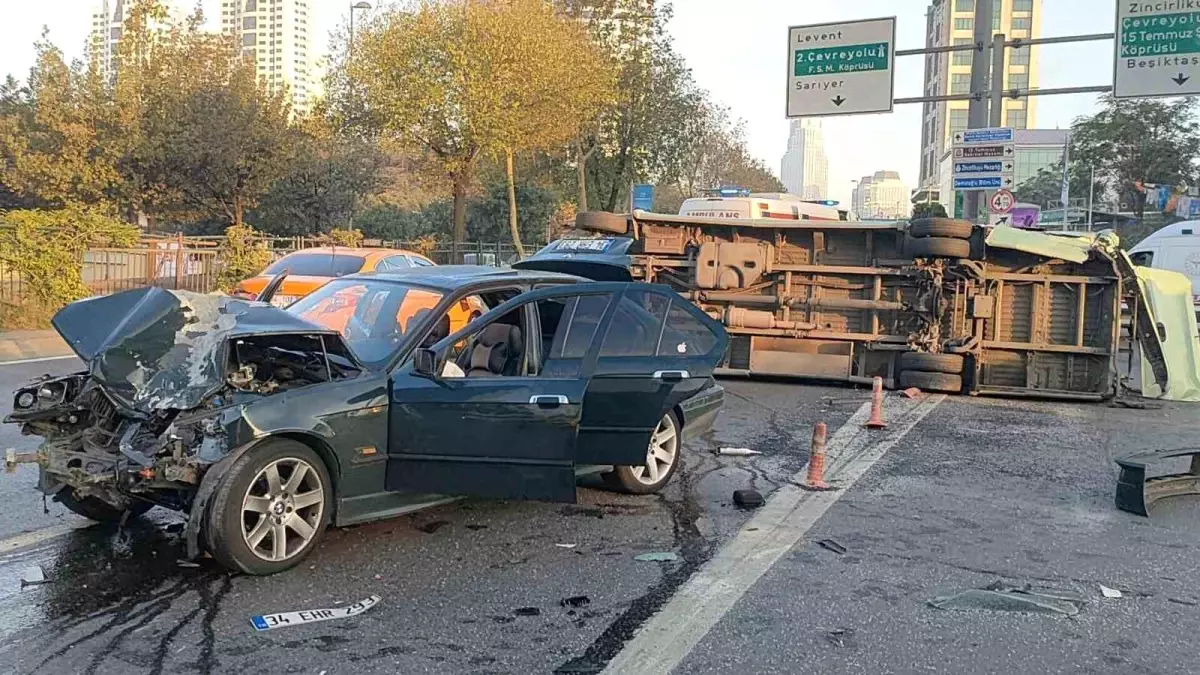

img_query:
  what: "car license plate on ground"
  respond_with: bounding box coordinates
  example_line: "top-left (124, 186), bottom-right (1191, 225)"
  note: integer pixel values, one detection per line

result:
top-left (250, 595), bottom-right (381, 631)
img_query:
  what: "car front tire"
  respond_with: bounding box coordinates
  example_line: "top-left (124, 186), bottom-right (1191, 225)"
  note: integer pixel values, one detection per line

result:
top-left (205, 439), bottom-right (332, 575)
top-left (603, 412), bottom-right (681, 495)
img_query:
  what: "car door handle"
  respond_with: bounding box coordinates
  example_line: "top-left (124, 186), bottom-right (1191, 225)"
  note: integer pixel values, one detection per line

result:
top-left (653, 370), bottom-right (690, 383)
top-left (529, 395), bottom-right (570, 407)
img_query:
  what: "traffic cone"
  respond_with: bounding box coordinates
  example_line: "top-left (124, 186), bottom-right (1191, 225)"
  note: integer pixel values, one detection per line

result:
top-left (803, 422), bottom-right (831, 491)
top-left (865, 376), bottom-right (887, 429)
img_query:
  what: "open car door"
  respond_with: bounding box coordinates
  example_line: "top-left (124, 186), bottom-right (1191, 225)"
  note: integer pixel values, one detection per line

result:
top-left (575, 284), bottom-right (729, 467)
top-left (384, 284), bottom-right (623, 503)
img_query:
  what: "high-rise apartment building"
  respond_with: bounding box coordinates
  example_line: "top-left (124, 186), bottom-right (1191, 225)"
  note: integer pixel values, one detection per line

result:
top-left (221, 0), bottom-right (317, 115)
top-left (854, 171), bottom-right (910, 220)
top-left (780, 119), bottom-right (829, 200)
top-left (916, 0), bottom-right (1041, 197)
top-left (89, 0), bottom-right (187, 84)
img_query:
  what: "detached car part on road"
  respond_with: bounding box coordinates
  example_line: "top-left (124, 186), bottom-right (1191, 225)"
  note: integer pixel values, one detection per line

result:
top-left (517, 211), bottom-right (1172, 401)
top-left (5, 268), bottom-right (727, 575)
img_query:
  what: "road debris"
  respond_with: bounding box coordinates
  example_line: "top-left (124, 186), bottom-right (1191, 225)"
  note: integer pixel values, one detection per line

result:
top-left (928, 583), bottom-right (1087, 616)
top-left (514, 607), bottom-right (541, 616)
top-left (1109, 399), bottom-right (1162, 410)
top-left (1099, 584), bottom-right (1123, 599)
top-left (733, 489), bottom-right (764, 508)
top-left (816, 539), bottom-right (847, 555)
top-left (825, 627), bottom-right (855, 647)
top-left (417, 521), bottom-right (450, 534)
top-left (250, 595), bottom-right (380, 631)
top-left (374, 574), bottom-right (383, 580)
top-left (20, 566), bottom-right (47, 588)
top-left (634, 552), bottom-right (679, 562)
top-left (1115, 447), bottom-right (1200, 517)
top-left (175, 559), bottom-right (201, 569)
top-left (560, 595), bottom-right (591, 608)
top-left (555, 543), bottom-right (577, 549)
top-left (1168, 596), bottom-right (1198, 606)
top-left (465, 524), bottom-right (488, 530)
top-left (900, 387), bottom-right (923, 399)
top-left (717, 447), bottom-right (762, 456)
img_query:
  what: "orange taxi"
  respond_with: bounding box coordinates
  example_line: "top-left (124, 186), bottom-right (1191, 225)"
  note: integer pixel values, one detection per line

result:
top-left (234, 246), bottom-right (485, 337)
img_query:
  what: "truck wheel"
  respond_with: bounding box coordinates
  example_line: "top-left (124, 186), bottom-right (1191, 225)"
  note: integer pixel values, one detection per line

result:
top-left (205, 439), bottom-right (332, 575)
top-left (603, 412), bottom-right (681, 495)
top-left (575, 211), bottom-right (630, 235)
top-left (909, 236), bottom-right (971, 259)
top-left (898, 371), bottom-right (963, 393)
top-left (909, 218), bottom-right (974, 239)
top-left (56, 490), bottom-right (153, 523)
top-left (897, 352), bottom-right (965, 374)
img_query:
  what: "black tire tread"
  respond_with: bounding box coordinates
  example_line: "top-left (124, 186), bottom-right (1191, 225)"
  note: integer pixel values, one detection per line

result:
top-left (909, 218), bottom-right (974, 239)
top-left (898, 371), bottom-right (963, 393)
top-left (909, 236), bottom-right (972, 259)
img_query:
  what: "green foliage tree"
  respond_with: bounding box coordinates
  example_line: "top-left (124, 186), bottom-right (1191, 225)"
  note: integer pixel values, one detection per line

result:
top-left (215, 223), bottom-right (273, 292)
top-left (0, 205), bottom-right (139, 324)
top-left (1070, 95), bottom-right (1200, 217)
top-left (912, 202), bottom-right (949, 219)
top-left (1013, 161), bottom-right (1105, 210)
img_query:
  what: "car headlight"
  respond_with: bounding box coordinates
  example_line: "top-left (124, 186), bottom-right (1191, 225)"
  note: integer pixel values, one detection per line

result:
top-left (16, 391), bottom-right (35, 408)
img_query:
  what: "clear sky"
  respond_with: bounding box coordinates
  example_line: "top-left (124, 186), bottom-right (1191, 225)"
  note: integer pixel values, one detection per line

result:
top-left (3, 0), bottom-right (1117, 207)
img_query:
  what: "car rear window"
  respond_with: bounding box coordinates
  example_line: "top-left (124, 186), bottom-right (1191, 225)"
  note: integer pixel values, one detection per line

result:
top-left (264, 253), bottom-right (366, 277)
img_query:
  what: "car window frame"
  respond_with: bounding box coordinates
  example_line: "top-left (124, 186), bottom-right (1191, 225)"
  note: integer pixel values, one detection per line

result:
top-left (377, 254), bottom-right (412, 272)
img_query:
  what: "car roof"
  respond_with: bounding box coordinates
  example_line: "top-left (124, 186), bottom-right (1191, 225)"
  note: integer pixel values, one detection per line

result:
top-left (350, 265), bottom-right (584, 291)
top-left (281, 246), bottom-right (428, 260)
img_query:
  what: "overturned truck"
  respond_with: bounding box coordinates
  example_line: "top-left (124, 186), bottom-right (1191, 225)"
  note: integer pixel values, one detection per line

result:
top-left (517, 211), bottom-right (1168, 400)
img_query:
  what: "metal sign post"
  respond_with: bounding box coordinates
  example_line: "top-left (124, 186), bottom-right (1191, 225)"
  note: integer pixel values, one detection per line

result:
top-left (786, 17), bottom-right (896, 117)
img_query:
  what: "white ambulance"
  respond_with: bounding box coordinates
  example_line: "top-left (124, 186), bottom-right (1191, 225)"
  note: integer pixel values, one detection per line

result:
top-left (677, 191), bottom-right (848, 222)
top-left (1128, 220), bottom-right (1200, 319)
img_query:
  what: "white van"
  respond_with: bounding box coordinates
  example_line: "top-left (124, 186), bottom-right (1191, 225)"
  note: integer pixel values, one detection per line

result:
top-left (678, 193), bottom-right (848, 222)
top-left (1128, 220), bottom-right (1200, 317)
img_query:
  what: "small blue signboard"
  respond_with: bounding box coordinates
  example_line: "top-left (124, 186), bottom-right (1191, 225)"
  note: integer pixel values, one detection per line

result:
top-left (957, 127), bottom-right (1014, 144)
top-left (631, 184), bottom-right (654, 211)
top-left (954, 161), bottom-right (1003, 175)
top-left (954, 176), bottom-right (1004, 190)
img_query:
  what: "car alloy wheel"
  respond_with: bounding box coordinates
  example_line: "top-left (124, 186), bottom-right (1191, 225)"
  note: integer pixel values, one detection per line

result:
top-left (240, 457), bottom-right (325, 562)
top-left (630, 414), bottom-right (679, 486)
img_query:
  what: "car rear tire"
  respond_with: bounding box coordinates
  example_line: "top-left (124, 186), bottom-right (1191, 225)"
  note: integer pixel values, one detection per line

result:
top-left (603, 412), bottom-right (681, 495)
top-left (909, 218), bottom-right (974, 239)
top-left (576, 211), bottom-right (630, 235)
top-left (56, 490), bottom-right (153, 523)
top-left (897, 352), bottom-right (965, 374)
top-left (205, 439), bottom-right (332, 576)
top-left (908, 236), bottom-right (972, 259)
top-left (898, 370), bottom-right (963, 393)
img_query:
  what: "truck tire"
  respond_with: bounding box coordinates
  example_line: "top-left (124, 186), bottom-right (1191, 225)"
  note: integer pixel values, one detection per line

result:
top-left (897, 352), bottom-right (965, 374)
top-left (205, 439), bottom-right (332, 575)
top-left (909, 236), bottom-right (971, 259)
top-left (909, 218), bottom-right (974, 239)
top-left (56, 490), bottom-right (153, 523)
top-left (575, 211), bottom-right (630, 235)
top-left (898, 371), bottom-right (963, 393)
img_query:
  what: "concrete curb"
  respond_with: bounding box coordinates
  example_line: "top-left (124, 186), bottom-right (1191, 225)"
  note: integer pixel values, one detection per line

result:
top-left (0, 330), bottom-right (73, 363)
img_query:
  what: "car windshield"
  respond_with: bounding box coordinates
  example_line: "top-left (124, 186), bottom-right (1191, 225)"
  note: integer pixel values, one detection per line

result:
top-left (264, 253), bottom-right (366, 277)
top-left (287, 278), bottom-right (444, 366)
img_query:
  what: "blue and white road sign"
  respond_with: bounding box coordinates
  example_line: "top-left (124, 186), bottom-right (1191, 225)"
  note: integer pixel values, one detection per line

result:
top-left (954, 176), bottom-right (1004, 190)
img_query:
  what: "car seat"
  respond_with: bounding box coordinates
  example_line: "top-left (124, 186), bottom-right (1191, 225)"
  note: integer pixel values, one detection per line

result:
top-left (460, 323), bottom-right (523, 377)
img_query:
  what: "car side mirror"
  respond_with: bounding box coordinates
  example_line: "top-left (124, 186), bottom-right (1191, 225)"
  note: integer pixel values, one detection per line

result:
top-left (413, 348), bottom-right (441, 380)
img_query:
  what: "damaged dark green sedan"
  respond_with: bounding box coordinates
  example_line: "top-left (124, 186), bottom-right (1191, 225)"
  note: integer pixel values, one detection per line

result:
top-left (5, 267), bottom-right (727, 574)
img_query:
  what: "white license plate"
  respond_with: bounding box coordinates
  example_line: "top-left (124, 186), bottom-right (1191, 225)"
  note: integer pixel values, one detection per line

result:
top-left (270, 295), bottom-right (298, 308)
top-left (251, 595), bottom-right (380, 631)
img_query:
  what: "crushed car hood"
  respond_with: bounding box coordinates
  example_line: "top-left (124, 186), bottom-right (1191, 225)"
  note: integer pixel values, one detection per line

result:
top-left (52, 287), bottom-right (355, 415)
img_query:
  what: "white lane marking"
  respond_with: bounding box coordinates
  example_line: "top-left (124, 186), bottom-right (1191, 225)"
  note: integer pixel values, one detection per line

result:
top-left (0, 355), bottom-right (77, 367)
top-left (602, 394), bottom-right (946, 675)
top-left (0, 521), bottom-right (95, 555)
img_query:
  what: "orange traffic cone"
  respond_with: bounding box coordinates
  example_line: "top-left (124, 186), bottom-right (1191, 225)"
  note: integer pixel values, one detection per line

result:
top-left (865, 376), bottom-right (887, 429)
top-left (803, 422), bottom-right (831, 491)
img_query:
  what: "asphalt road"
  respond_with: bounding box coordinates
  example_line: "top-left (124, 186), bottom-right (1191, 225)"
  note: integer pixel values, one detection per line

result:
top-left (0, 360), bottom-right (856, 675)
top-left (1, 354), bottom-right (1198, 675)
